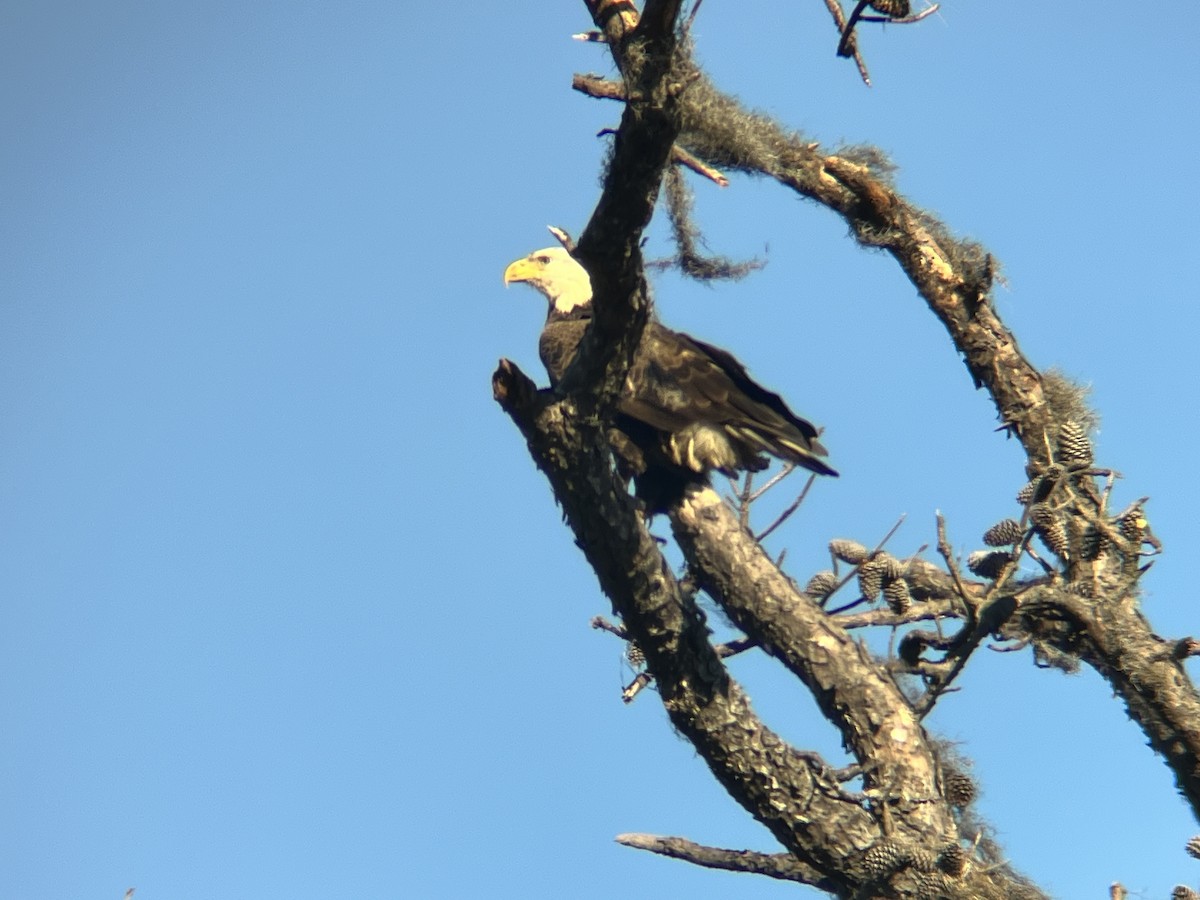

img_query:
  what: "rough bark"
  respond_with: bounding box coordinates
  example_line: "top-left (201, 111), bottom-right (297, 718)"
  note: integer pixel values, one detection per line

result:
top-left (493, 365), bottom-right (882, 885)
top-left (670, 487), bottom-right (952, 844)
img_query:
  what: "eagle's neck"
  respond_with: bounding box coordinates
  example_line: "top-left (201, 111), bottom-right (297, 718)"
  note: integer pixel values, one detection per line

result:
top-left (546, 303), bottom-right (593, 325)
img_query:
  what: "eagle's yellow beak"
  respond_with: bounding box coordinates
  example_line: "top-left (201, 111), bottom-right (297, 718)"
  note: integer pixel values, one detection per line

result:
top-left (503, 257), bottom-right (539, 286)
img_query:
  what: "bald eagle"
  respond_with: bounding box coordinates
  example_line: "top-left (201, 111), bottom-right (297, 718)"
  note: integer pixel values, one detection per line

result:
top-left (504, 246), bottom-right (836, 507)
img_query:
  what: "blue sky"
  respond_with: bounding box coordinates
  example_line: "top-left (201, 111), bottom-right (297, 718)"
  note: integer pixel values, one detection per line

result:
top-left (2, 2), bottom-right (1198, 898)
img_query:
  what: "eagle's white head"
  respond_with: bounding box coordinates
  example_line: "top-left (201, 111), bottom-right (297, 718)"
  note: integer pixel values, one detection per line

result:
top-left (503, 247), bottom-right (593, 316)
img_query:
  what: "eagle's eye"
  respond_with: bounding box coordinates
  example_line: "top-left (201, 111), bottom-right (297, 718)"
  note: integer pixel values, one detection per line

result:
top-left (535, 255), bottom-right (550, 264)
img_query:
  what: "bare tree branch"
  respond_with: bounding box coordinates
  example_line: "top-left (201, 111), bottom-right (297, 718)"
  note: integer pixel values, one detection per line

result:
top-left (615, 832), bottom-right (836, 888)
top-left (669, 486), bottom-right (955, 843)
top-left (670, 144), bottom-right (729, 186)
top-left (572, 72), bottom-right (627, 101)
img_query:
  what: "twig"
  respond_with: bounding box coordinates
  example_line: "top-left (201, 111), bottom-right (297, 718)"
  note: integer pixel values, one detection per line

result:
top-left (1152, 637), bottom-right (1200, 662)
top-left (749, 462), bottom-right (798, 503)
top-left (868, 515), bottom-right (907, 560)
top-left (825, 595), bottom-right (871, 615)
top-left (825, 0), bottom-right (872, 85)
top-left (591, 615), bottom-right (629, 639)
top-left (935, 511), bottom-right (974, 619)
top-left (914, 594), bottom-right (1019, 718)
top-left (1099, 468), bottom-right (1118, 515)
top-left (756, 473), bottom-right (816, 541)
top-left (572, 73), bottom-right (627, 101)
top-left (1022, 539), bottom-right (1055, 574)
top-left (1111, 496), bottom-right (1151, 523)
top-left (672, 144), bottom-right (730, 187)
top-left (614, 833), bottom-right (830, 887)
top-left (738, 471), bottom-right (754, 529)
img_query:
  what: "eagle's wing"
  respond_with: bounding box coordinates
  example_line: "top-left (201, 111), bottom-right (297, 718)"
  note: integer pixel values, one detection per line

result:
top-left (620, 324), bottom-right (837, 477)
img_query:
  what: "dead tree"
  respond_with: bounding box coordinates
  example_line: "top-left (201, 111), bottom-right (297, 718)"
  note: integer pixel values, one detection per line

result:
top-left (493, 2), bottom-right (1200, 897)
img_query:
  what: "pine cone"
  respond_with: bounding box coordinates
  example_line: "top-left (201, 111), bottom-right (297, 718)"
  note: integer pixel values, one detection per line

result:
top-left (861, 839), bottom-right (907, 879)
top-left (883, 578), bottom-right (912, 615)
top-left (1186, 835), bottom-right (1200, 859)
top-left (983, 518), bottom-right (1023, 547)
top-left (1030, 504), bottom-right (1070, 558)
top-left (626, 642), bottom-right (646, 667)
top-left (1117, 509), bottom-right (1147, 543)
top-left (937, 842), bottom-right (968, 877)
top-left (907, 846), bottom-right (937, 873)
top-left (1058, 420), bottom-right (1094, 467)
top-left (1018, 466), bottom-right (1065, 506)
top-left (858, 559), bottom-right (885, 600)
top-left (804, 570), bottom-right (838, 601)
top-left (876, 552), bottom-right (904, 580)
top-left (830, 538), bottom-right (870, 565)
top-left (912, 871), bottom-right (955, 899)
top-left (943, 772), bottom-right (976, 808)
top-left (1015, 479), bottom-right (1038, 505)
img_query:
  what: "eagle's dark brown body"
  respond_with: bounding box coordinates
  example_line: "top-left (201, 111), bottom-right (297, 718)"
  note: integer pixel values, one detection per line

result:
top-left (540, 311), bottom-right (836, 505)
top-left (506, 246), bottom-right (836, 510)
